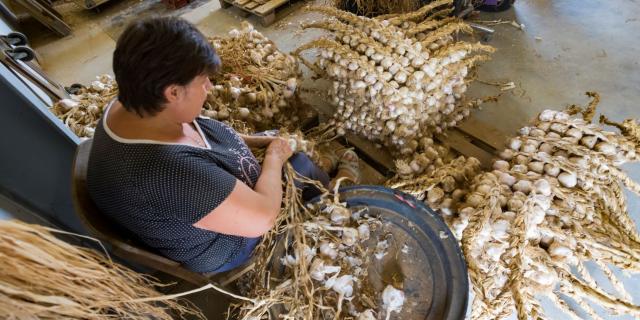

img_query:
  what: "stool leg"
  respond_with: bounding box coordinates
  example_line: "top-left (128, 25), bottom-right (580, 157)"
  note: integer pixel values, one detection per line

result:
top-left (219, 0), bottom-right (231, 9)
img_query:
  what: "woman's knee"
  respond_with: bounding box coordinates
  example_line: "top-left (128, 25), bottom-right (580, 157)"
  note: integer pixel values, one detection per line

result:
top-left (289, 153), bottom-right (329, 186)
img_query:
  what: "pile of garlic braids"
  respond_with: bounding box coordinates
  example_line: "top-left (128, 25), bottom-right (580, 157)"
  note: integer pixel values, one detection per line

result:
top-left (294, 0), bottom-right (494, 175)
top-left (206, 22), bottom-right (308, 132)
top-left (447, 99), bottom-right (640, 319)
top-left (50, 74), bottom-right (117, 138)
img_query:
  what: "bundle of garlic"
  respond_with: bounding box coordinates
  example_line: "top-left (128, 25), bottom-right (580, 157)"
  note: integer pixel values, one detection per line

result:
top-left (49, 74), bottom-right (117, 138)
top-left (387, 155), bottom-right (482, 217)
top-left (229, 176), bottom-right (407, 320)
top-left (205, 21), bottom-right (310, 133)
top-left (294, 0), bottom-right (493, 174)
top-left (447, 98), bottom-right (640, 320)
top-left (250, 131), bottom-right (318, 163)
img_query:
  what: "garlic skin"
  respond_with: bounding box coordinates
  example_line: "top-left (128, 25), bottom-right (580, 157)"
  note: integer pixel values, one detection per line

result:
top-left (342, 228), bottom-right (359, 246)
top-left (329, 206), bottom-right (351, 225)
top-left (327, 275), bottom-right (354, 297)
top-left (357, 309), bottom-right (376, 320)
top-left (309, 258), bottom-right (341, 281)
top-left (357, 224), bottom-right (370, 241)
top-left (374, 240), bottom-right (389, 260)
top-left (319, 241), bottom-right (339, 260)
top-left (382, 285), bottom-right (405, 314)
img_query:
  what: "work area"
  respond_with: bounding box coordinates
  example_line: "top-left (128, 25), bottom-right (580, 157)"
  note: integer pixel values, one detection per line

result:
top-left (1, 0), bottom-right (639, 319)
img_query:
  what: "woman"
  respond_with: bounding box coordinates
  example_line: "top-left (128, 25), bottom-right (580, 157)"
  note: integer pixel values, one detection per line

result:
top-left (87, 17), bottom-right (358, 274)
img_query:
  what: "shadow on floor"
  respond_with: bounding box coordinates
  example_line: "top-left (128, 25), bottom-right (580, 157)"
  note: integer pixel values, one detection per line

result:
top-left (154, 272), bottom-right (235, 319)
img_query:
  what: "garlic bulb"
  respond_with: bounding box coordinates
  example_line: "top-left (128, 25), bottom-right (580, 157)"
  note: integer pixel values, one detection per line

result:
top-left (281, 254), bottom-right (298, 267)
top-left (558, 172), bottom-right (577, 188)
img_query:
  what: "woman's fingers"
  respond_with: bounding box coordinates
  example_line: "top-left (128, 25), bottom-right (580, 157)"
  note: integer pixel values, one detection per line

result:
top-left (266, 138), bottom-right (293, 163)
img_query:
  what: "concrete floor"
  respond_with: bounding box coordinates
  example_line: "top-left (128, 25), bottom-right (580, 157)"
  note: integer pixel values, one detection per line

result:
top-left (14, 0), bottom-right (640, 318)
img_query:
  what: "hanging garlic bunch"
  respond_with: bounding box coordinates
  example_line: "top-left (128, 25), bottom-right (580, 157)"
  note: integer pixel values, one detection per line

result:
top-left (204, 21), bottom-right (310, 132)
top-left (50, 74), bottom-right (118, 138)
top-left (294, 1), bottom-right (493, 170)
top-left (445, 95), bottom-right (640, 320)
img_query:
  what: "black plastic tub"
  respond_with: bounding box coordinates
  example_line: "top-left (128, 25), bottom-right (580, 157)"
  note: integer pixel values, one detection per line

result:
top-left (270, 185), bottom-right (469, 320)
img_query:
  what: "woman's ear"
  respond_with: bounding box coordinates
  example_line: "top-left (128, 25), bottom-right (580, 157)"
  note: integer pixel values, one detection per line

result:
top-left (163, 84), bottom-right (183, 103)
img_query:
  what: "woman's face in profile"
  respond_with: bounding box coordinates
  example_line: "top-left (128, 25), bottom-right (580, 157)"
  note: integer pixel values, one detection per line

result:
top-left (175, 74), bottom-right (214, 121)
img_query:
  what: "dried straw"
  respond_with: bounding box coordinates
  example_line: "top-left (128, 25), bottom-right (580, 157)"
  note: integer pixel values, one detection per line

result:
top-left (0, 220), bottom-right (205, 319)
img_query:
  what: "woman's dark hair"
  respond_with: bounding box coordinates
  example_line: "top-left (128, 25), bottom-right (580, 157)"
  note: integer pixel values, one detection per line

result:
top-left (113, 16), bottom-right (220, 117)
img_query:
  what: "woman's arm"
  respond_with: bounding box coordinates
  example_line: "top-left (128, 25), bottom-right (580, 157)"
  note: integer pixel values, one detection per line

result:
top-left (239, 133), bottom-right (276, 148)
top-left (193, 138), bottom-right (292, 237)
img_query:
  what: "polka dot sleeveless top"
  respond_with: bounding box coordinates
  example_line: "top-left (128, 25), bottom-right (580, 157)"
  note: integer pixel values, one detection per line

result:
top-left (87, 102), bottom-right (261, 273)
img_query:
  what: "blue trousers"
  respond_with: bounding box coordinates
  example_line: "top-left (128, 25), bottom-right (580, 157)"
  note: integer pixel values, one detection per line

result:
top-left (289, 152), bottom-right (331, 201)
top-left (211, 152), bottom-right (329, 273)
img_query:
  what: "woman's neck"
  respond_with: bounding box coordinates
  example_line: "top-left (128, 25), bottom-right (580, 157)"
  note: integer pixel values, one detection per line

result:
top-left (107, 101), bottom-right (185, 142)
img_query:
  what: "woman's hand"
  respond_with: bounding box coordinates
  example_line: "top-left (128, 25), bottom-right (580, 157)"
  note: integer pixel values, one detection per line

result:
top-left (266, 138), bottom-right (293, 164)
